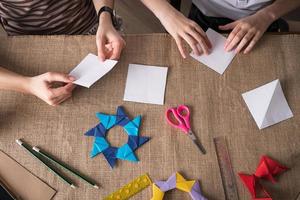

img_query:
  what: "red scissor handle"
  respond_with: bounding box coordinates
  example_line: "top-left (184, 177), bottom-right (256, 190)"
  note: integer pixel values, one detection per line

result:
top-left (165, 105), bottom-right (191, 134)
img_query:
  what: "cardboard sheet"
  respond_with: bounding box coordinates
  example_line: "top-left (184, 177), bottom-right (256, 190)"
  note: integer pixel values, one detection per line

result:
top-left (0, 151), bottom-right (56, 200)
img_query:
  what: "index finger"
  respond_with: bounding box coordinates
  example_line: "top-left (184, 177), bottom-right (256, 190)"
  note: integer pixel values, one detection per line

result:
top-left (97, 39), bottom-right (107, 62)
top-left (192, 24), bottom-right (212, 49)
top-left (51, 82), bottom-right (75, 97)
top-left (109, 43), bottom-right (124, 60)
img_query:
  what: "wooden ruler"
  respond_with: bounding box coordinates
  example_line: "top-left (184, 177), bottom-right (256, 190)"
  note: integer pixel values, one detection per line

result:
top-left (214, 136), bottom-right (239, 200)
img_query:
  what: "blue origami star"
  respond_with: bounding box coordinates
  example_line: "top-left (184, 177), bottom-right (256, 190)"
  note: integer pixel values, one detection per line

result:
top-left (85, 106), bottom-right (150, 168)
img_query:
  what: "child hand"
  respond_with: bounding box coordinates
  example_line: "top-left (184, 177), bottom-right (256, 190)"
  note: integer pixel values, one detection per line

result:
top-left (219, 11), bottom-right (274, 54)
top-left (28, 72), bottom-right (76, 106)
top-left (159, 9), bottom-right (212, 58)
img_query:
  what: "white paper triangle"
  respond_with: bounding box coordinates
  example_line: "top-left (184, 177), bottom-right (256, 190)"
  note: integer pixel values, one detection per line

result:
top-left (242, 79), bottom-right (293, 129)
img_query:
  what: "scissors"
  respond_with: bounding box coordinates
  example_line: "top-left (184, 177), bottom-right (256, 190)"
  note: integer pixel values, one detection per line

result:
top-left (165, 105), bottom-right (206, 154)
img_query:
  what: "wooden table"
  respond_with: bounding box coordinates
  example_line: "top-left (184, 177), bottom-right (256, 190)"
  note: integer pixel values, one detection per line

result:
top-left (0, 34), bottom-right (299, 200)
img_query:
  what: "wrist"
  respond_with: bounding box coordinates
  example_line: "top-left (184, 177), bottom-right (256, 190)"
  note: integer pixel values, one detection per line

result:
top-left (149, 0), bottom-right (176, 22)
top-left (257, 9), bottom-right (277, 24)
top-left (99, 12), bottom-right (112, 26)
top-left (19, 76), bottom-right (32, 94)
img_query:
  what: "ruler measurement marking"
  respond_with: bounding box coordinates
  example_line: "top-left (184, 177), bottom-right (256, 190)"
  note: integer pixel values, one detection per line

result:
top-left (214, 136), bottom-right (239, 200)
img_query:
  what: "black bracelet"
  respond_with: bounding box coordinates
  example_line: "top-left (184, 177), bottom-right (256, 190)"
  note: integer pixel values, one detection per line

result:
top-left (98, 6), bottom-right (114, 24)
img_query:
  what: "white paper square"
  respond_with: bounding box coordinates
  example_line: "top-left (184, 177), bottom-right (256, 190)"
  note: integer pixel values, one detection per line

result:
top-left (190, 28), bottom-right (236, 74)
top-left (123, 64), bottom-right (168, 105)
top-left (242, 79), bottom-right (293, 129)
top-left (69, 53), bottom-right (118, 88)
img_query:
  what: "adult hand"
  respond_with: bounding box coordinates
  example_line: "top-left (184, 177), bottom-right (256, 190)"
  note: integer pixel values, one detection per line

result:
top-left (219, 11), bottom-right (274, 54)
top-left (159, 9), bottom-right (212, 58)
top-left (96, 13), bottom-right (125, 61)
top-left (28, 72), bottom-right (76, 106)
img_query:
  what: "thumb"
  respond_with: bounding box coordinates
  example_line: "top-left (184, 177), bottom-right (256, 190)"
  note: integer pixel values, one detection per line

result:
top-left (219, 21), bottom-right (238, 30)
top-left (46, 72), bottom-right (75, 83)
top-left (51, 83), bottom-right (75, 97)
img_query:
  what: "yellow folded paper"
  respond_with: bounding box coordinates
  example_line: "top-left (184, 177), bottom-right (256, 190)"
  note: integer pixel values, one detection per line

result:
top-left (151, 172), bottom-right (207, 200)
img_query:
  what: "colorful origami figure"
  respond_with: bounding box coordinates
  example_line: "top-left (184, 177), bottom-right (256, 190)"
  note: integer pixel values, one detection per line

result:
top-left (238, 155), bottom-right (289, 200)
top-left (85, 106), bottom-right (150, 168)
top-left (151, 172), bottom-right (207, 200)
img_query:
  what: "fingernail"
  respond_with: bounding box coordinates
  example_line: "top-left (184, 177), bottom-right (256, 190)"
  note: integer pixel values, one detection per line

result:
top-left (69, 76), bottom-right (76, 81)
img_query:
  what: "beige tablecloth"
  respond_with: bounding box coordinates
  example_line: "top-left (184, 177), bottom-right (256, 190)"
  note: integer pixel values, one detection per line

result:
top-left (0, 34), bottom-right (299, 200)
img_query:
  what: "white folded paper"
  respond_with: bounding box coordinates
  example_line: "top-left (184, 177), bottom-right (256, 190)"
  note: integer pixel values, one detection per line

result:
top-left (123, 64), bottom-right (168, 105)
top-left (190, 28), bottom-right (236, 74)
top-left (69, 53), bottom-right (118, 88)
top-left (242, 79), bottom-right (293, 129)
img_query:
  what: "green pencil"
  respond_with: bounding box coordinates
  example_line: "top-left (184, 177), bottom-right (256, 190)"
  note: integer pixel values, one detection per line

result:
top-left (16, 139), bottom-right (76, 189)
top-left (33, 146), bottom-right (99, 189)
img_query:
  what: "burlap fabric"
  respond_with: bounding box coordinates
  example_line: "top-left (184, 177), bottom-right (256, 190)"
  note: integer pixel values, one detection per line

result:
top-left (0, 34), bottom-right (299, 200)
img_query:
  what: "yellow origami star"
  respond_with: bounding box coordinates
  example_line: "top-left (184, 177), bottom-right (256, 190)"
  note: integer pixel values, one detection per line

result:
top-left (151, 172), bottom-right (207, 200)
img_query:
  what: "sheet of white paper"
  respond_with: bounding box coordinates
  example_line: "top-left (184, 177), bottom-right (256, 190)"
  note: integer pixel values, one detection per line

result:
top-left (123, 64), bottom-right (168, 105)
top-left (69, 53), bottom-right (118, 88)
top-left (190, 28), bottom-right (236, 74)
top-left (242, 79), bottom-right (293, 129)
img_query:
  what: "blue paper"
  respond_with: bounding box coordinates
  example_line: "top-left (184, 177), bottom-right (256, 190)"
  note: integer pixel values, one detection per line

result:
top-left (85, 123), bottom-right (106, 137)
top-left (123, 115), bottom-right (141, 136)
top-left (84, 106), bottom-right (150, 168)
top-left (90, 137), bottom-right (109, 157)
top-left (127, 135), bottom-right (150, 151)
top-left (116, 144), bottom-right (138, 162)
top-left (96, 113), bottom-right (116, 129)
top-left (103, 147), bottom-right (118, 168)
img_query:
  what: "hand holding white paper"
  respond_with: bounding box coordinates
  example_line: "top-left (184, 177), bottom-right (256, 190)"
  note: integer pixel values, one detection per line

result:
top-left (190, 28), bottom-right (236, 74)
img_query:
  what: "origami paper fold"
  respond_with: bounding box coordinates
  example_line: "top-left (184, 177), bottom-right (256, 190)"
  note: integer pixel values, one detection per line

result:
top-left (85, 106), bottom-right (150, 168)
top-left (96, 113), bottom-right (116, 129)
top-left (155, 173), bottom-right (176, 192)
top-left (152, 184), bottom-right (165, 200)
top-left (151, 172), bottom-right (207, 200)
top-left (85, 123), bottom-right (106, 137)
top-left (176, 173), bottom-right (196, 192)
top-left (238, 155), bottom-right (288, 200)
top-left (103, 147), bottom-right (118, 168)
top-left (238, 174), bottom-right (271, 200)
top-left (127, 135), bottom-right (150, 151)
top-left (254, 155), bottom-right (288, 183)
top-left (190, 28), bottom-right (236, 74)
top-left (116, 106), bottom-right (130, 126)
top-left (242, 79), bottom-right (293, 129)
top-left (116, 144), bottom-right (138, 162)
top-left (190, 181), bottom-right (207, 200)
top-left (123, 115), bottom-right (141, 136)
top-left (90, 137), bottom-right (109, 157)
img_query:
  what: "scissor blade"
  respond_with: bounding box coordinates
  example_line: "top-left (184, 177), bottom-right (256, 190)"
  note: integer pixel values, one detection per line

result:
top-left (188, 131), bottom-right (206, 154)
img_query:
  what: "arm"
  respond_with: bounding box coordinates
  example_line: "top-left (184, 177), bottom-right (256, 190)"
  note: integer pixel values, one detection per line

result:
top-left (141, 0), bottom-right (212, 58)
top-left (0, 67), bottom-right (75, 106)
top-left (0, 67), bottom-right (29, 93)
top-left (92, 0), bottom-right (125, 61)
top-left (220, 0), bottom-right (300, 54)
